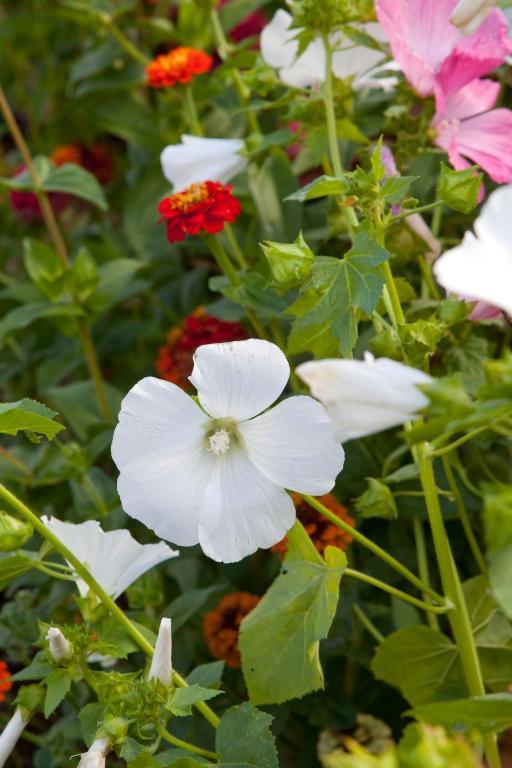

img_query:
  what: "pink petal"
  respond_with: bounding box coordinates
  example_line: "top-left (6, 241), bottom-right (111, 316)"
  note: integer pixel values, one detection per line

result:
top-left (447, 109), bottom-right (512, 183)
top-left (434, 78), bottom-right (499, 121)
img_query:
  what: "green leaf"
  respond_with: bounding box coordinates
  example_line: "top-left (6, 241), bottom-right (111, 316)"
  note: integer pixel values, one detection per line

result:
top-left (397, 319), bottom-right (444, 368)
top-left (381, 176), bottom-right (418, 205)
top-left (79, 702), bottom-right (107, 746)
top-left (285, 174), bottom-right (349, 202)
top-left (94, 616), bottom-right (138, 659)
top-left (168, 685), bottom-right (222, 717)
top-left (0, 301), bottom-right (84, 347)
top-left (216, 703), bottom-right (278, 768)
top-left (409, 694), bottom-right (512, 735)
top-left (355, 478), bottom-right (398, 520)
top-left (209, 272), bottom-right (289, 319)
top-left (437, 163), bottom-right (482, 214)
top-left (44, 668), bottom-right (72, 718)
top-left (261, 231), bottom-right (314, 285)
top-left (0, 156), bottom-right (52, 189)
top-left (86, 259), bottom-right (143, 313)
top-left (248, 151), bottom-right (301, 241)
top-left (165, 583), bottom-right (227, 632)
top-left (287, 230), bottom-right (388, 357)
top-left (239, 544), bottom-right (346, 705)
top-left (11, 659), bottom-right (52, 682)
top-left (42, 163), bottom-right (108, 210)
top-left (186, 661), bottom-right (225, 689)
top-left (0, 398), bottom-right (64, 440)
top-left (0, 552), bottom-right (36, 591)
top-left (72, 246), bottom-right (99, 302)
top-left (23, 239), bottom-right (66, 300)
top-left (44, 380), bottom-right (123, 438)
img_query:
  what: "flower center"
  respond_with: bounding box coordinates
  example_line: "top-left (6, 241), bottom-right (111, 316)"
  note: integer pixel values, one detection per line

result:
top-left (170, 183), bottom-right (209, 213)
top-left (208, 428), bottom-right (231, 456)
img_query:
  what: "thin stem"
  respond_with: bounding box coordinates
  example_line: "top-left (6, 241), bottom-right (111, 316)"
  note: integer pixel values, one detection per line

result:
top-left (391, 201), bottom-right (443, 223)
top-left (184, 85), bottom-right (203, 136)
top-left (157, 725), bottom-right (217, 761)
top-left (0, 447), bottom-right (33, 478)
top-left (429, 422), bottom-right (507, 458)
top-left (0, 483), bottom-right (220, 730)
top-left (32, 562), bottom-right (76, 581)
top-left (418, 254), bottom-right (441, 301)
top-left (431, 200), bottom-right (444, 238)
top-left (441, 456), bottom-right (488, 575)
top-left (412, 517), bottom-right (439, 630)
top-left (382, 261), bottom-right (405, 326)
top-left (302, 494), bottom-right (445, 604)
top-left (344, 568), bottom-right (450, 615)
top-left (0, 85), bottom-right (112, 421)
top-left (352, 604), bottom-right (384, 643)
top-left (224, 224), bottom-right (247, 269)
top-left (107, 21), bottom-right (150, 66)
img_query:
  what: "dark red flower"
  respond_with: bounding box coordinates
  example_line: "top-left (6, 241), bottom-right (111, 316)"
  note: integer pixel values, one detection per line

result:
top-left (203, 592), bottom-right (260, 668)
top-left (0, 661), bottom-right (12, 702)
top-left (9, 165), bottom-right (69, 223)
top-left (146, 47), bottom-right (213, 88)
top-left (156, 308), bottom-right (248, 388)
top-left (158, 181), bottom-right (241, 243)
top-left (218, 0), bottom-right (267, 44)
top-left (51, 143), bottom-right (115, 184)
top-left (273, 493), bottom-right (355, 557)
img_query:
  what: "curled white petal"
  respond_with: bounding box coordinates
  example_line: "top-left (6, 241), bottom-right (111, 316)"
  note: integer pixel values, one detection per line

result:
top-left (297, 357), bottom-right (432, 442)
top-left (148, 617), bottom-right (173, 687)
top-left (77, 738), bottom-right (110, 768)
top-left (0, 709), bottom-right (27, 768)
top-left (161, 135), bottom-right (246, 191)
top-left (42, 516), bottom-right (177, 599)
top-left (46, 627), bottom-right (72, 662)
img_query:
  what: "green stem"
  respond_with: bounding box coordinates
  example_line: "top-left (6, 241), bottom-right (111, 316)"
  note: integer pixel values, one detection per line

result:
top-left (184, 85), bottom-right (203, 136)
top-left (431, 200), bottom-right (444, 238)
top-left (33, 562), bottom-right (75, 581)
top-left (0, 483), bottom-right (220, 730)
top-left (429, 422), bottom-right (508, 458)
top-left (382, 261), bottom-right (405, 326)
top-left (224, 223), bottom-right (247, 269)
top-left (352, 604), bottom-right (384, 643)
top-left (441, 456), bottom-right (488, 575)
top-left (157, 725), bottom-right (217, 761)
top-left (412, 517), bottom-right (439, 630)
top-left (345, 568), bottom-right (450, 614)
top-left (302, 495), bottom-right (445, 604)
top-left (0, 446), bottom-right (33, 478)
top-left (391, 201), bottom-right (443, 223)
top-left (107, 21), bottom-right (150, 66)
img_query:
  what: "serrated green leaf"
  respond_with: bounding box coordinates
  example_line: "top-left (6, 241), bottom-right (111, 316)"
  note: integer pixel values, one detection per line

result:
top-left (168, 685), bottom-right (222, 716)
top-left (79, 702), bottom-right (107, 745)
top-left (44, 668), bottom-right (72, 718)
top-left (216, 703), bottom-right (278, 768)
top-left (408, 694), bottom-right (512, 735)
top-left (285, 174), bottom-right (349, 202)
top-left (0, 398), bottom-right (64, 440)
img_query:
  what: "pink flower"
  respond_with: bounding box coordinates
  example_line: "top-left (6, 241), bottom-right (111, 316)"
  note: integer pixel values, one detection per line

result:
top-left (432, 79), bottom-right (512, 184)
top-left (376, 0), bottom-right (511, 100)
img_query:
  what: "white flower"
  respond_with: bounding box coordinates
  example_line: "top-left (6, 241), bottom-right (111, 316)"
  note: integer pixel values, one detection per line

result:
top-left (450, 0), bottom-right (495, 34)
top-left (148, 617), bottom-right (172, 687)
top-left (112, 339), bottom-right (344, 563)
top-left (42, 517), bottom-right (177, 599)
top-left (77, 738), bottom-right (110, 768)
top-left (160, 135), bottom-right (247, 192)
top-left (46, 627), bottom-right (72, 662)
top-left (296, 353), bottom-right (432, 442)
top-left (0, 709), bottom-right (28, 768)
top-left (260, 10), bottom-right (397, 91)
top-left (433, 184), bottom-right (512, 317)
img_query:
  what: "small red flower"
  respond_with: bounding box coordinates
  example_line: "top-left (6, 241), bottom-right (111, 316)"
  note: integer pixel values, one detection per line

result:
top-left (146, 47), bottom-right (213, 88)
top-left (203, 592), bottom-right (260, 668)
top-left (158, 181), bottom-right (241, 243)
top-left (156, 308), bottom-right (248, 388)
top-left (273, 493), bottom-right (355, 557)
top-left (0, 661), bottom-right (12, 702)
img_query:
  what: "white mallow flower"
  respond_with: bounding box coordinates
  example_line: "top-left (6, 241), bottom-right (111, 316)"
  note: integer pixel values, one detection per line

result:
top-left (297, 353), bottom-right (432, 443)
top-left (433, 184), bottom-right (512, 317)
top-left (160, 135), bottom-right (247, 192)
top-left (0, 709), bottom-right (28, 768)
top-left (260, 9), bottom-right (398, 91)
top-left (77, 737), bottom-right (110, 768)
top-left (42, 517), bottom-right (177, 599)
top-left (46, 627), bottom-right (72, 662)
top-left (450, 0), bottom-right (495, 34)
top-left (148, 617), bottom-right (173, 687)
top-left (111, 339), bottom-right (344, 563)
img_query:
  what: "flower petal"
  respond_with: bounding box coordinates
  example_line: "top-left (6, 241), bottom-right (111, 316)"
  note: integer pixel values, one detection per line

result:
top-left (238, 396), bottom-right (344, 494)
top-left (260, 9), bottom-right (298, 69)
top-left (160, 135), bottom-right (246, 191)
top-left (198, 449), bottom-right (295, 563)
top-left (190, 339), bottom-right (290, 420)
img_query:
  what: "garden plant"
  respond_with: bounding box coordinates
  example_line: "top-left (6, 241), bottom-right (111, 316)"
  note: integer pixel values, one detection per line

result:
top-left (1, 0), bottom-right (512, 766)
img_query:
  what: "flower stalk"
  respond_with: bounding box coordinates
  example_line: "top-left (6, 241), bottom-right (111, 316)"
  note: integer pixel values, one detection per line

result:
top-left (344, 568), bottom-right (451, 614)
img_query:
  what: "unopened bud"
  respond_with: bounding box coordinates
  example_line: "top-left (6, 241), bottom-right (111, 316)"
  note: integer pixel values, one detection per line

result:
top-left (0, 512), bottom-right (32, 552)
top-left (46, 628), bottom-right (72, 662)
top-left (148, 617), bottom-right (173, 688)
top-left (450, 0), bottom-right (495, 34)
top-left (0, 709), bottom-right (29, 768)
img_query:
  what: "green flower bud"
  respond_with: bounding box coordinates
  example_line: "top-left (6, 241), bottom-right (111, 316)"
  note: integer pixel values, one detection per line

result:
top-left (436, 163), bottom-right (482, 214)
top-left (261, 232), bottom-right (314, 285)
top-left (0, 511), bottom-right (33, 551)
top-left (100, 715), bottom-right (128, 747)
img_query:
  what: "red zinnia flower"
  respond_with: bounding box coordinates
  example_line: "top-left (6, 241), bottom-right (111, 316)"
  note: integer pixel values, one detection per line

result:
top-left (146, 47), bottom-right (213, 88)
top-left (0, 661), bottom-right (12, 702)
top-left (158, 181), bottom-right (241, 243)
top-left (273, 493), bottom-right (355, 557)
top-left (156, 308), bottom-right (248, 388)
top-left (203, 592), bottom-right (260, 668)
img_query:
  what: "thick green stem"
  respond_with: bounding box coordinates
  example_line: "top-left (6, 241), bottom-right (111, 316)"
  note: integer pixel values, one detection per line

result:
top-left (157, 725), bottom-right (217, 761)
top-left (224, 223), bottom-right (247, 269)
top-left (0, 484), bottom-right (220, 729)
top-left (345, 568), bottom-right (450, 614)
top-left (302, 495), bottom-right (445, 604)
top-left (412, 517), bottom-right (439, 631)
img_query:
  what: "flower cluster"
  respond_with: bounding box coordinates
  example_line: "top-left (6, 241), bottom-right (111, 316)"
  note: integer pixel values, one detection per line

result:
top-left (158, 181), bottom-right (241, 242)
top-left (146, 47), bottom-right (213, 88)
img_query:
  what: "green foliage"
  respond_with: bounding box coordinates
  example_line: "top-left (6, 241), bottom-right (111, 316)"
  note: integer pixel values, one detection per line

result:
top-left (409, 694), bottom-right (512, 735)
top-left (216, 703), bottom-right (278, 768)
top-left (0, 398), bottom-right (64, 441)
top-left (436, 164), bottom-right (482, 214)
top-left (44, 668), bottom-right (73, 717)
top-left (355, 479), bottom-right (398, 520)
top-left (261, 231), bottom-right (314, 285)
top-left (167, 685), bottom-right (222, 716)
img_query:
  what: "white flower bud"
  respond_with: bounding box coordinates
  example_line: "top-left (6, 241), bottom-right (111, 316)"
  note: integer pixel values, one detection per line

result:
top-left (46, 627), bottom-right (72, 662)
top-left (0, 709), bottom-right (28, 768)
top-left (148, 617), bottom-right (173, 687)
top-left (77, 737), bottom-right (110, 768)
top-left (450, 0), bottom-right (495, 34)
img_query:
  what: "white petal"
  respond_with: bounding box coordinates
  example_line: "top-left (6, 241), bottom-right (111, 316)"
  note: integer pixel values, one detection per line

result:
top-left (160, 135), bottom-right (246, 191)
top-left (190, 339), bottom-right (290, 420)
top-left (198, 449), bottom-right (295, 563)
top-left (148, 617), bottom-right (173, 687)
top-left (331, 36), bottom-right (385, 81)
top-left (279, 38), bottom-right (327, 87)
top-left (0, 709), bottom-right (28, 766)
top-left (296, 357), bottom-right (431, 442)
top-left (238, 396), bottom-right (344, 494)
top-left (42, 517), bottom-right (177, 599)
top-left (260, 10), bottom-right (298, 69)
top-left (47, 627), bottom-right (72, 661)
top-left (475, 183), bottom-right (512, 249)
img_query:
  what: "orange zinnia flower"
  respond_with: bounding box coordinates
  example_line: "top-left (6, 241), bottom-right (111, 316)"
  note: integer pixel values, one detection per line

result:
top-left (158, 181), bottom-right (241, 243)
top-left (156, 309), bottom-right (248, 389)
top-left (203, 592), bottom-right (260, 668)
top-left (273, 493), bottom-right (355, 557)
top-left (0, 661), bottom-right (12, 702)
top-left (146, 47), bottom-right (213, 88)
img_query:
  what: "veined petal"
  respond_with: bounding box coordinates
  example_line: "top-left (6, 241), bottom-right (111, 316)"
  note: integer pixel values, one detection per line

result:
top-left (198, 449), bottom-right (295, 563)
top-left (42, 517), bottom-right (177, 598)
top-left (448, 108), bottom-right (512, 184)
top-left (238, 396), bottom-right (344, 495)
top-left (190, 339), bottom-right (290, 420)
